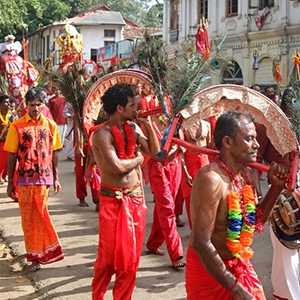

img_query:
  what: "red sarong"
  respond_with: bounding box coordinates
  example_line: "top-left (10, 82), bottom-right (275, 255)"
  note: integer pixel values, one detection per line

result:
top-left (181, 151), bottom-right (209, 228)
top-left (92, 182), bottom-right (147, 300)
top-left (18, 185), bottom-right (64, 264)
top-left (146, 158), bottom-right (183, 262)
top-left (0, 142), bottom-right (9, 178)
top-left (186, 245), bottom-right (266, 300)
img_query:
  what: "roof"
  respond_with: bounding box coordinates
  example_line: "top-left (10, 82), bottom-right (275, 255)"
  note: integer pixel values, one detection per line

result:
top-left (73, 11), bottom-right (126, 26)
top-left (123, 27), bottom-right (162, 40)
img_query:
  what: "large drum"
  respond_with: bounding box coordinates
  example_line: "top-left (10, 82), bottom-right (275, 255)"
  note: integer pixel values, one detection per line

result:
top-left (272, 189), bottom-right (300, 236)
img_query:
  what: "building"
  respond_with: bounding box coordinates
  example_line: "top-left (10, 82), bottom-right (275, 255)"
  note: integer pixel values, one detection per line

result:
top-left (27, 4), bottom-right (138, 69)
top-left (162, 0), bottom-right (300, 91)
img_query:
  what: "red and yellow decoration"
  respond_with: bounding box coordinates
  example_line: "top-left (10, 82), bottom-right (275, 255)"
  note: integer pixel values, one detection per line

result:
top-left (195, 18), bottom-right (210, 61)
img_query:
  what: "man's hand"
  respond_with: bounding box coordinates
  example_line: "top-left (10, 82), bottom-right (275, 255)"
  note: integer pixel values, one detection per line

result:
top-left (184, 172), bottom-right (193, 187)
top-left (75, 145), bottom-right (85, 158)
top-left (135, 110), bottom-right (151, 126)
top-left (53, 179), bottom-right (61, 195)
top-left (7, 182), bottom-right (16, 199)
top-left (231, 282), bottom-right (255, 300)
top-left (267, 161), bottom-right (289, 189)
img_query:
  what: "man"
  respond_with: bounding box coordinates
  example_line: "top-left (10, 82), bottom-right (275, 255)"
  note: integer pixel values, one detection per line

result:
top-left (0, 95), bottom-right (11, 185)
top-left (180, 119), bottom-right (211, 228)
top-left (255, 87), bottom-right (300, 300)
top-left (91, 84), bottom-right (160, 300)
top-left (21, 87), bottom-right (53, 120)
top-left (47, 87), bottom-right (67, 145)
top-left (0, 35), bottom-right (22, 56)
top-left (4, 88), bottom-right (64, 272)
top-left (265, 85), bottom-right (277, 104)
top-left (251, 85), bottom-right (261, 93)
top-left (185, 110), bottom-right (288, 299)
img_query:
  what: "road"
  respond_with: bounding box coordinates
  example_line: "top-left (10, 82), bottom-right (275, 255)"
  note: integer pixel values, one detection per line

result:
top-left (0, 148), bottom-right (274, 299)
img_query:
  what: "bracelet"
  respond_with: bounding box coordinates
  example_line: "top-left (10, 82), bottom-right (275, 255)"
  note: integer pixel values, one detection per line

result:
top-left (258, 195), bottom-right (263, 200)
top-left (8, 179), bottom-right (15, 182)
top-left (228, 278), bottom-right (238, 291)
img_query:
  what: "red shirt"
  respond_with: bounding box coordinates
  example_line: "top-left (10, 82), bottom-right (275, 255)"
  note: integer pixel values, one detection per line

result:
top-left (47, 96), bottom-right (67, 125)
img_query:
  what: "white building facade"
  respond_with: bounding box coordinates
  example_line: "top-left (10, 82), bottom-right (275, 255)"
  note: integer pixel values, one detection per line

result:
top-left (163, 0), bottom-right (300, 90)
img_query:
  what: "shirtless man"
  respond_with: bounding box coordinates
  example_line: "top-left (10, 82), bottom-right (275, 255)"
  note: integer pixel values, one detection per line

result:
top-left (179, 119), bottom-right (211, 228)
top-left (185, 110), bottom-right (288, 299)
top-left (91, 84), bottom-right (160, 300)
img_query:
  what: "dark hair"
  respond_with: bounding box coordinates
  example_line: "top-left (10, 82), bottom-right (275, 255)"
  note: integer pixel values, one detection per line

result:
top-left (281, 87), bottom-right (294, 113)
top-left (0, 94), bottom-right (9, 104)
top-left (214, 110), bottom-right (254, 150)
top-left (265, 85), bottom-right (274, 93)
top-left (101, 84), bottom-right (134, 115)
top-left (36, 86), bottom-right (48, 94)
top-left (9, 96), bottom-right (17, 103)
top-left (25, 87), bottom-right (45, 104)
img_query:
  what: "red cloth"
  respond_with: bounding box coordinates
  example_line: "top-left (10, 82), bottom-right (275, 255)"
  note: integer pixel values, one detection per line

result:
top-left (256, 125), bottom-right (288, 167)
top-left (47, 96), bottom-right (66, 125)
top-left (75, 144), bottom-right (88, 200)
top-left (21, 106), bottom-right (54, 120)
top-left (174, 185), bottom-right (184, 216)
top-left (186, 245), bottom-right (266, 300)
top-left (146, 157), bottom-right (183, 262)
top-left (0, 142), bottom-right (9, 178)
top-left (181, 151), bottom-right (209, 228)
top-left (92, 183), bottom-right (147, 300)
top-left (86, 163), bottom-right (101, 204)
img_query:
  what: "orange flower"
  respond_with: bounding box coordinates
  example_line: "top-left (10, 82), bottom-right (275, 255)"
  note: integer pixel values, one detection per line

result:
top-left (240, 231), bottom-right (253, 247)
top-left (227, 240), bottom-right (242, 254)
top-left (243, 185), bottom-right (255, 205)
top-left (228, 192), bottom-right (241, 209)
top-left (240, 248), bottom-right (254, 259)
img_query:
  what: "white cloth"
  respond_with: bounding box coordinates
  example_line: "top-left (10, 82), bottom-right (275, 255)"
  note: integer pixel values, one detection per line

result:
top-left (58, 124), bottom-right (67, 147)
top-left (0, 41), bottom-right (22, 56)
top-left (270, 229), bottom-right (300, 300)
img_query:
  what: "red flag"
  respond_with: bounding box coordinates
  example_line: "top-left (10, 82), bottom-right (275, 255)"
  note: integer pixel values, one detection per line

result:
top-left (254, 8), bottom-right (270, 30)
top-left (195, 23), bottom-right (210, 61)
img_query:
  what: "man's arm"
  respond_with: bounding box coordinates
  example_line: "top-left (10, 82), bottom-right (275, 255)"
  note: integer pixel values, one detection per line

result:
top-left (190, 168), bottom-right (254, 299)
top-left (134, 115), bottom-right (160, 158)
top-left (52, 150), bottom-right (61, 195)
top-left (93, 127), bottom-right (143, 175)
top-left (7, 152), bottom-right (17, 199)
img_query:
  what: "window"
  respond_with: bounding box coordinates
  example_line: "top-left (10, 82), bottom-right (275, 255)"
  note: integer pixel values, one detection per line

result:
top-left (91, 49), bottom-right (97, 62)
top-left (249, 0), bottom-right (274, 9)
top-left (227, 0), bottom-right (238, 17)
top-left (104, 41), bottom-right (114, 46)
top-left (199, 0), bottom-right (208, 19)
top-left (104, 30), bottom-right (115, 37)
top-left (222, 60), bottom-right (243, 85)
top-left (170, 0), bottom-right (179, 30)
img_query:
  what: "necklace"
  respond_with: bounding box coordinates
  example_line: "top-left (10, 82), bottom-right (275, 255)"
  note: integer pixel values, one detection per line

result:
top-left (110, 121), bottom-right (135, 159)
top-left (216, 157), bottom-right (256, 259)
top-left (0, 109), bottom-right (11, 126)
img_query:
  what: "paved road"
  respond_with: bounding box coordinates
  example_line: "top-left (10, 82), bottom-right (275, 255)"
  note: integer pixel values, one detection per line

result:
top-left (0, 148), bottom-right (274, 299)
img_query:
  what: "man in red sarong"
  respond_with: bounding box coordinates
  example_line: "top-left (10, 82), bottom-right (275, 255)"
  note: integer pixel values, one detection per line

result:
top-left (91, 84), bottom-right (160, 300)
top-left (4, 87), bottom-right (64, 272)
top-left (186, 110), bottom-right (288, 299)
top-left (180, 119), bottom-right (211, 228)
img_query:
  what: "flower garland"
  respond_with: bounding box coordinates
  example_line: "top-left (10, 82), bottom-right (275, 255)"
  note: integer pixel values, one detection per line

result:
top-left (0, 109), bottom-right (11, 126)
top-left (110, 121), bottom-right (135, 159)
top-left (216, 157), bottom-right (256, 259)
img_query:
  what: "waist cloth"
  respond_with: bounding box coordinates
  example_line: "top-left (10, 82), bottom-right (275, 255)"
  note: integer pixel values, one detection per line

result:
top-left (99, 182), bottom-right (147, 271)
top-left (185, 245), bottom-right (266, 300)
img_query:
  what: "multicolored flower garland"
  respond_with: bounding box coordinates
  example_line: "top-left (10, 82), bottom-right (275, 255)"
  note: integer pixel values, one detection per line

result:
top-left (110, 121), bottom-right (136, 159)
top-left (216, 157), bottom-right (256, 259)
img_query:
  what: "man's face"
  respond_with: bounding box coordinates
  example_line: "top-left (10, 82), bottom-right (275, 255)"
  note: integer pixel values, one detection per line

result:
top-left (254, 85), bottom-right (261, 93)
top-left (265, 87), bottom-right (274, 100)
top-left (122, 97), bottom-right (137, 121)
top-left (7, 39), bottom-right (14, 44)
top-left (27, 99), bottom-right (42, 120)
top-left (0, 98), bottom-right (10, 113)
top-left (231, 118), bottom-right (260, 164)
top-left (9, 102), bottom-right (16, 110)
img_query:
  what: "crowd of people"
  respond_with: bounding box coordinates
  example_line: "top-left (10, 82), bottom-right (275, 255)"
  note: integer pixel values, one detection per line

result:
top-left (0, 80), bottom-right (299, 300)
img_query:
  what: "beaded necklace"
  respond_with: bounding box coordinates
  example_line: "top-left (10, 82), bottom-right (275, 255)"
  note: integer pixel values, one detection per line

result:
top-left (216, 157), bottom-right (256, 259)
top-left (110, 121), bottom-right (135, 159)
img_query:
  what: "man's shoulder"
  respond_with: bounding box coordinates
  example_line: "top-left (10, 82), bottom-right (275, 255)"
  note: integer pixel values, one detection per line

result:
top-left (195, 162), bottom-right (223, 184)
top-left (10, 115), bottom-right (26, 126)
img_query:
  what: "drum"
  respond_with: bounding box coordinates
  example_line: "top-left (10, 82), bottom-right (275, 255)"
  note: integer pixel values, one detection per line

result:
top-left (273, 189), bottom-right (300, 235)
